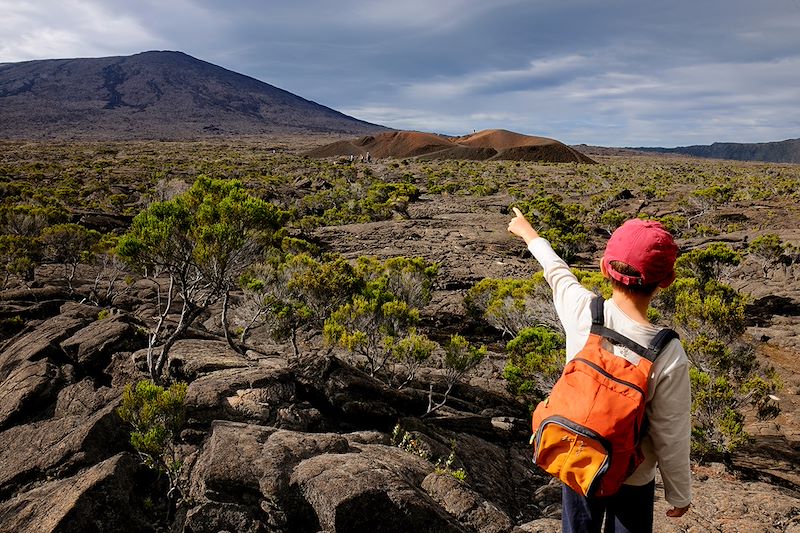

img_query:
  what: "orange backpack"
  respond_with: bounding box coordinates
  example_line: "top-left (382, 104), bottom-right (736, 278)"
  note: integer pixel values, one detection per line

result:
top-left (530, 297), bottom-right (678, 497)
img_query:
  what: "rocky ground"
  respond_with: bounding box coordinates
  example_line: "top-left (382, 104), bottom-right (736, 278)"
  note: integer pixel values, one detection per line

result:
top-left (1, 157), bottom-right (799, 532)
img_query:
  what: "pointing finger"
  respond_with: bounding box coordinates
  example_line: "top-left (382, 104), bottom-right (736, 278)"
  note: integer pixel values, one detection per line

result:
top-left (512, 207), bottom-right (523, 218)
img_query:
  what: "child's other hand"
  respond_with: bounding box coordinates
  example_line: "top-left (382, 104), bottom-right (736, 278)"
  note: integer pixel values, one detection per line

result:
top-left (508, 207), bottom-right (539, 245)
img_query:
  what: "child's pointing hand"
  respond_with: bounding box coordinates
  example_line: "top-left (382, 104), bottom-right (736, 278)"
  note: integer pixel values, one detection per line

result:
top-left (508, 207), bottom-right (539, 245)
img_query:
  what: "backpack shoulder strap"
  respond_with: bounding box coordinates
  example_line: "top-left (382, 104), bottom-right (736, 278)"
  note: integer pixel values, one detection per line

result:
top-left (590, 296), bottom-right (605, 326)
top-left (642, 328), bottom-right (680, 361)
top-left (588, 296), bottom-right (680, 362)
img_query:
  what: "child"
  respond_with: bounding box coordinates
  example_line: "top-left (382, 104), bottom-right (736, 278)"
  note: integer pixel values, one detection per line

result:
top-left (508, 208), bottom-right (691, 532)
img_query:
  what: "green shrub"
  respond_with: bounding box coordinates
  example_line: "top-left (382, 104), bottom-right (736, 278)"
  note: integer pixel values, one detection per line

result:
top-left (689, 369), bottom-right (750, 459)
top-left (747, 233), bottom-right (786, 277)
top-left (657, 242), bottom-right (780, 459)
top-left (675, 243), bottom-right (742, 286)
top-left (512, 196), bottom-right (591, 262)
top-left (464, 275), bottom-right (560, 337)
top-left (389, 329), bottom-right (437, 388)
top-left (323, 255), bottom-right (437, 380)
top-left (117, 380), bottom-right (188, 510)
top-left (503, 326), bottom-right (565, 407)
top-left (40, 223), bottom-right (102, 292)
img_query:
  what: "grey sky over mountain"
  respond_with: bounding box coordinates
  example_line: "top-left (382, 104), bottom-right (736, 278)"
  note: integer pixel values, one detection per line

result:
top-left (2, 0), bottom-right (799, 146)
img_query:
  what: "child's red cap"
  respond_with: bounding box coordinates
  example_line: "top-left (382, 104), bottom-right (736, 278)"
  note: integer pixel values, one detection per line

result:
top-left (603, 219), bottom-right (678, 287)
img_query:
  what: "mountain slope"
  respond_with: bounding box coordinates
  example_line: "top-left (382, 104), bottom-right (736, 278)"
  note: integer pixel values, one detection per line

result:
top-left (632, 138), bottom-right (800, 164)
top-left (0, 51), bottom-right (388, 139)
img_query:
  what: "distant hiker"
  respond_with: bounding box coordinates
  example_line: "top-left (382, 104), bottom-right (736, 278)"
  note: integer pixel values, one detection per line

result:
top-left (365, 151), bottom-right (371, 163)
top-left (507, 211), bottom-right (691, 533)
top-left (349, 154), bottom-right (354, 163)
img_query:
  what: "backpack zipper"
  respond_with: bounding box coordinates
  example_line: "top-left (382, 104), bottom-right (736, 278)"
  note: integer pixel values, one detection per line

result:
top-left (533, 415), bottom-right (613, 457)
top-left (571, 357), bottom-right (646, 397)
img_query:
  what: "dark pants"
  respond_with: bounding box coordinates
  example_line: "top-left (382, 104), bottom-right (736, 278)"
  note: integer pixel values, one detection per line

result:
top-left (561, 480), bottom-right (655, 533)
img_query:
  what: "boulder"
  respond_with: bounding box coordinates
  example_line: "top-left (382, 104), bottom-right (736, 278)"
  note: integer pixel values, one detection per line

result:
top-left (0, 309), bottom-right (96, 429)
top-left (58, 301), bottom-right (103, 320)
top-left (189, 422), bottom-right (349, 499)
top-left (132, 339), bottom-right (252, 381)
top-left (292, 354), bottom-right (426, 430)
top-left (0, 359), bottom-right (61, 430)
top-left (183, 502), bottom-right (272, 533)
top-left (168, 339), bottom-right (252, 380)
top-left (104, 351), bottom-right (145, 388)
top-left (0, 397), bottom-right (127, 498)
top-left (395, 417), bottom-right (545, 523)
top-left (290, 444), bottom-right (469, 533)
top-left (187, 421), bottom-right (350, 532)
top-left (185, 363), bottom-right (293, 425)
top-left (422, 471), bottom-right (514, 533)
top-left (0, 286), bottom-right (68, 303)
top-left (514, 519), bottom-right (561, 533)
top-left (54, 379), bottom-right (117, 418)
top-left (60, 317), bottom-right (145, 374)
top-left (0, 452), bottom-right (151, 533)
top-left (187, 419), bottom-right (472, 532)
top-left (0, 299), bottom-right (63, 322)
top-left (0, 314), bottom-right (88, 378)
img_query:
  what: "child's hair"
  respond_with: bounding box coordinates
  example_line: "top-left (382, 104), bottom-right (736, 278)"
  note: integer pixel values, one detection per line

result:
top-left (607, 261), bottom-right (660, 296)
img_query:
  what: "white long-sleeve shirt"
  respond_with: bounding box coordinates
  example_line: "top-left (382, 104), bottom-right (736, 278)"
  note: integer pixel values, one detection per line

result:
top-left (528, 237), bottom-right (692, 508)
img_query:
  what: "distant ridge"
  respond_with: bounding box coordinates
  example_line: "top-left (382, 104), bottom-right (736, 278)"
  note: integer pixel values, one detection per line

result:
top-left (631, 138), bottom-right (800, 164)
top-left (305, 129), bottom-right (596, 163)
top-left (0, 51), bottom-right (388, 139)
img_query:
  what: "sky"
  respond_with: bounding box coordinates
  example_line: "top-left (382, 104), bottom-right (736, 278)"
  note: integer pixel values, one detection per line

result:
top-left (1, 0), bottom-right (799, 147)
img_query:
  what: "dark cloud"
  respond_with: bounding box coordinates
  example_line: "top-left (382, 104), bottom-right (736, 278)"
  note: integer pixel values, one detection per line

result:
top-left (2, 0), bottom-right (799, 145)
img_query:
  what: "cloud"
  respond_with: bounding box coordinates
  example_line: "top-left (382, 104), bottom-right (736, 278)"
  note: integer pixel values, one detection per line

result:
top-left (0, 0), bottom-right (163, 61)
top-left (400, 55), bottom-right (595, 100)
top-left (1, 0), bottom-right (799, 145)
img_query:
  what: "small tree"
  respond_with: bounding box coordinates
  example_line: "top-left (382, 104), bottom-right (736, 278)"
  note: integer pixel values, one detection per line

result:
top-left (323, 255), bottom-right (437, 380)
top-left (40, 223), bottom-right (101, 293)
top-left (599, 209), bottom-right (628, 236)
top-left (1, 204), bottom-right (68, 238)
top-left (0, 205), bottom-right (67, 289)
top-left (236, 262), bottom-right (309, 358)
top-left (682, 185), bottom-right (733, 230)
top-left (674, 243), bottom-right (742, 286)
top-left (117, 380), bottom-right (187, 520)
top-left (390, 329), bottom-right (437, 389)
top-left (425, 334), bottom-right (486, 416)
top-left (355, 256), bottom-right (438, 310)
top-left (87, 233), bottom-right (128, 306)
top-left (324, 295), bottom-right (420, 377)
top-left (234, 252), bottom-right (360, 357)
top-left (117, 175), bottom-right (285, 382)
top-left (689, 369), bottom-right (749, 459)
top-left (285, 253), bottom-right (363, 327)
top-left (0, 234), bottom-right (39, 289)
top-left (747, 233), bottom-right (786, 278)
